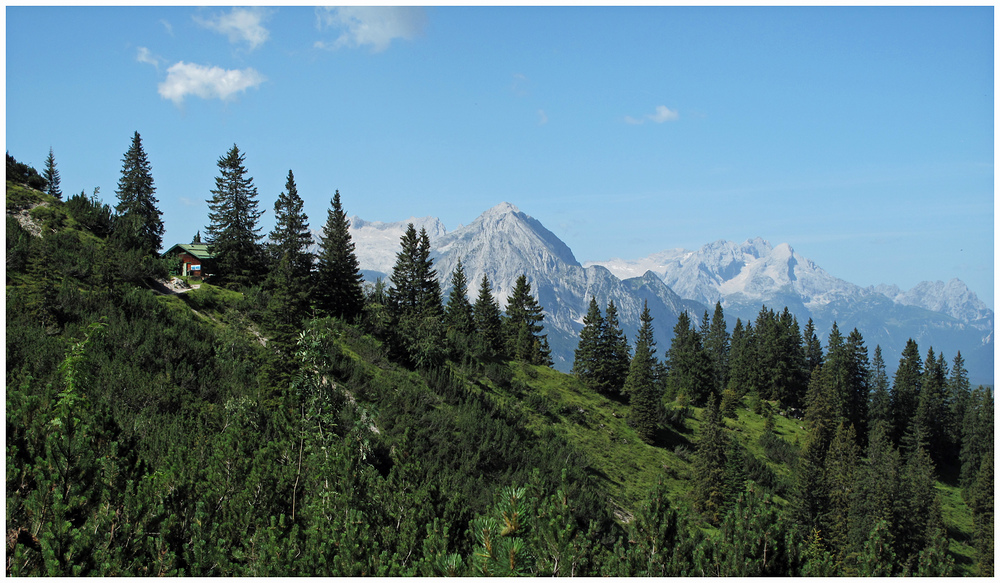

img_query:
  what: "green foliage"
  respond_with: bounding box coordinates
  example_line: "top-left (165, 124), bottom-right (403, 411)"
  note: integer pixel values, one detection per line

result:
top-left (7, 151), bottom-right (48, 190)
top-left (43, 147), bottom-right (62, 200)
top-left (114, 132), bottom-right (163, 253)
top-left (315, 190), bottom-right (364, 321)
top-left (204, 144), bottom-right (265, 289)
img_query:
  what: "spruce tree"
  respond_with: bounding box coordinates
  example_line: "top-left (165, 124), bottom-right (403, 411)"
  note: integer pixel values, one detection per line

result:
top-left (114, 131), bottom-right (164, 253)
top-left (204, 144), bottom-right (265, 288)
top-left (473, 274), bottom-right (505, 359)
top-left (625, 301), bottom-right (660, 443)
top-left (597, 299), bottom-right (630, 395)
top-left (844, 329), bottom-right (870, 447)
top-left (803, 318), bottom-right (824, 378)
top-left (664, 311), bottom-right (712, 405)
top-left (315, 190), bottom-right (365, 321)
top-left (890, 339), bottom-right (922, 447)
top-left (823, 422), bottom-right (859, 564)
top-left (573, 297), bottom-right (605, 389)
top-left (946, 351), bottom-right (971, 457)
top-left (504, 274), bottom-right (550, 365)
top-left (388, 225), bottom-right (442, 319)
top-left (443, 259), bottom-right (475, 337)
top-left (268, 170), bottom-right (313, 283)
top-left (726, 319), bottom-right (756, 398)
top-left (704, 302), bottom-right (730, 396)
top-left (692, 393), bottom-right (728, 524)
top-left (43, 146), bottom-right (62, 200)
top-left (262, 170), bottom-right (313, 358)
top-left (867, 345), bottom-right (891, 438)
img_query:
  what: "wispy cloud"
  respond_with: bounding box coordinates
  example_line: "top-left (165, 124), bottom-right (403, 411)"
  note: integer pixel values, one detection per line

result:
top-left (537, 109), bottom-right (548, 125)
top-left (512, 73), bottom-right (529, 97)
top-left (136, 46), bottom-right (162, 68)
top-left (160, 19), bottom-right (174, 36)
top-left (626, 105), bottom-right (680, 125)
top-left (314, 7), bottom-right (425, 52)
top-left (194, 7), bottom-right (271, 51)
top-left (158, 62), bottom-right (266, 105)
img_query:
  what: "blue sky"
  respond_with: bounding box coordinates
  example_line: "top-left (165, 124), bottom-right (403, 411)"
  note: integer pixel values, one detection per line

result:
top-left (6, 6), bottom-right (994, 307)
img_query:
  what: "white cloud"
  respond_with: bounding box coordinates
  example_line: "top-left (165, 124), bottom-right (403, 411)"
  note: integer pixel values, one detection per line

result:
top-left (158, 62), bottom-right (266, 105)
top-left (626, 105), bottom-right (680, 125)
top-left (160, 19), bottom-right (173, 36)
top-left (537, 109), bottom-right (548, 125)
top-left (194, 7), bottom-right (271, 51)
top-left (136, 46), bottom-right (161, 68)
top-left (648, 105), bottom-right (679, 123)
top-left (314, 7), bottom-right (425, 52)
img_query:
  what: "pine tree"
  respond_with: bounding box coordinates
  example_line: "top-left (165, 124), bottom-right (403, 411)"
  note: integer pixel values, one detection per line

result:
top-left (692, 394), bottom-right (728, 524)
top-left (388, 225), bottom-right (442, 319)
top-left (268, 170), bottom-right (313, 283)
top-left (946, 351), bottom-right (971, 458)
top-left (803, 318), bottom-right (824, 378)
top-left (315, 190), bottom-right (365, 321)
top-left (969, 453), bottom-right (994, 576)
top-left (890, 339), bottom-right (922, 447)
top-left (114, 132), bottom-right (164, 253)
top-left (704, 302), bottom-right (730, 396)
top-left (726, 319), bottom-right (757, 398)
top-left (823, 422), bottom-right (858, 564)
top-left (204, 144), bottom-right (265, 288)
top-left (905, 347), bottom-right (949, 463)
top-left (867, 345), bottom-right (891, 438)
top-left (573, 297), bottom-right (605, 389)
top-left (262, 170), bottom-right (313, 358)
top-left (473, 274), bottom-right (505, 359)
top-left (844, 329), bottom-right (870, 447)
top-left (504, 274), bottom-right (550, 365)
top-left (597, 299), bottom-right (631, 395)
top-left (43, 147), bottom-right (62, 200)
top-left (625, 301), bottom-right (660, 443)
top-left (664, 311), bottom-right (712, 405)
top-left (443, 259), bottom-right (475, 337)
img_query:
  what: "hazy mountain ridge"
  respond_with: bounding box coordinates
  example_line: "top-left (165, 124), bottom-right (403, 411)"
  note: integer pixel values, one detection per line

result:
top-left (340, 203), bottom-right (993, 384)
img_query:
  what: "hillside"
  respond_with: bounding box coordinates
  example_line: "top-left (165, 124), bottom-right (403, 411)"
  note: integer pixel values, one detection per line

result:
top-left (5, 180), bottom-right (991, 576)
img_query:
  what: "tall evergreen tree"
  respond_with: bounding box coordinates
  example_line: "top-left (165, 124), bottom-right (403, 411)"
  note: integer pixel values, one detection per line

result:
top-left (114, 132), bottom-right (164, 253)
top-left (625, 301), bottom-right (660, 443)
top-left (803, 318), bottom-right (824, 379)
top-left (664, 311), bottom-right (712, 405)
top-left (43, 147), bottom-right (62, 200)
top-left (844, 329), bottom-right (870, 447)
top-left (946, 351), bottom-right (971, 457)
top-left (204, 144), bottom-right (265, 288)
top-left (726, 319), bottom-right (756, 398)
top-left (268, 170), bottom-right (313, 282)
top-left (388, 224), bottom-right (442, 319)
top-left (315, 190), bottom-right (365, 321)
top-left (262, 170), bottom-right (313, 360)
top-left (472, 274), bottom-right (505, 359)
top-left (573, 297), bottom-right (605, 389)
top-left (704, 302), bottom-right (730, 396)
top-left (692, 394), bottom-right (728, 524)
top-left (867, 345), bottom-right (891, 437)
top-left (504, 274), bottom-right (550, 365)
top-left (597, 299), bottom-right (631, 395)
top-left (443, 259), bottom-right (475, 337)
top-left (848, 421), bottom-right (901, 572)
top-left (890, 339), bottom-right (922, 447)
top-left (823, 422), bottom-right (859, 565)
top-left (905, 348), bottom-right (949, 463)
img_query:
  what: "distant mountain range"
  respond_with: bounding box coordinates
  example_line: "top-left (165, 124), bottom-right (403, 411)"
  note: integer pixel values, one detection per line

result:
top-left (325, 202), bottom-right (994, 386)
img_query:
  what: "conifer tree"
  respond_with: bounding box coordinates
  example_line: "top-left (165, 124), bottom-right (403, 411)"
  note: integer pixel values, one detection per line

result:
top-left (504, 274), bottom-right (550, 365)
top-left (844, 329), bottom-right (870, 447)
top-left (704, 302), bottom-right (730, 396)
top-left (315, 190), bottom-right (365, 321)
top-left (443, 259), bottom-right (475, 337)
top-left (848, 421), bottom-right (900, 570)
top-left (823, 422), bottom-right (858, 564)
top-left (573, 297), bottom-right (605, 389)
top-left (625, 301), bottom-right (660, 443)
top-left (867, 346), bottom-right (892, 438)
top-left (969, 453), bottom-right (994, 576)
top-left (890, 339), bottom-right (922, 447)
top-left (388, 225), bottom-right (442, 319)
top-left (43, 146), bottom-right (62, 200)
top-left (204, 144), bottom-right (265, 288)
top-left (664, 311), bottom-right (712, 405)
top-left (692, 394), bottom-right (728, 524)
top-left (473, 274), bottom-right (505, 359)
top-left (905, 347), bottom-right (949, 463)
top-left (946, 351), bottom-right (970, 456)
top-left (114, 132), bottom-right (164, 253)
top-left (726, 319), bottom-right (756, 397)
top-left (268, 170), bottom-right (313, 282)
top-left (597, 299), bottom-right (631, 394)
top-left (803, 318), bottom-right (824, 378)
top-left (262, 170), bottom-right (313, 358)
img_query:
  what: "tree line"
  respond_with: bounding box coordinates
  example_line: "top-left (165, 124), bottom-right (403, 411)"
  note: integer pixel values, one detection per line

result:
top-left (5, 134), bottom-right (992, 576)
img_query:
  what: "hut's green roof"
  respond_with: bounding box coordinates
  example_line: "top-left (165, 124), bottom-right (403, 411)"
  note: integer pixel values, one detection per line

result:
top-left (162, 243), bottom-right (215, 260)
